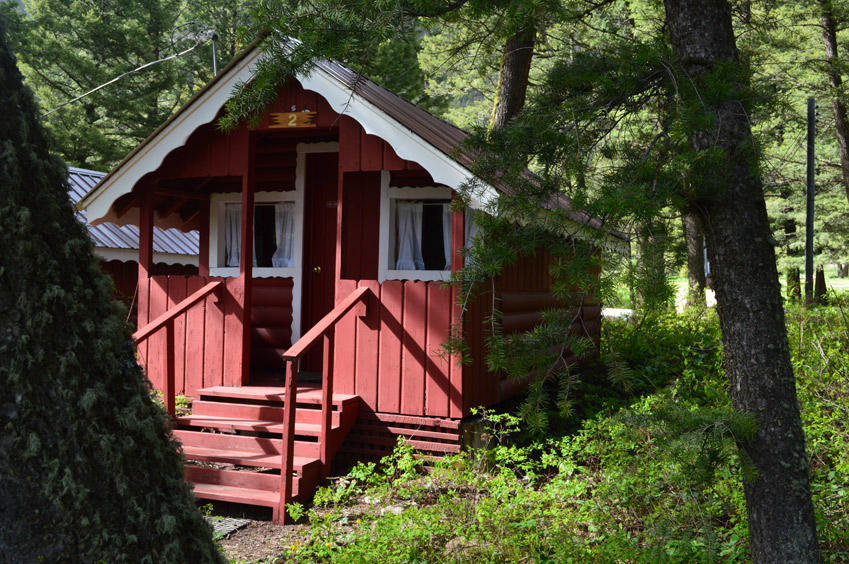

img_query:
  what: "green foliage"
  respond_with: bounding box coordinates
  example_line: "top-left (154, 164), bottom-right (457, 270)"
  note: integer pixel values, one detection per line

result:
top-left (0, 19), bottom-right (222, 563)
top-left (786, 299), bottom-right (849, 559)
top-left (4, 0), bottom-right (251, 169)
top-left (151, 390), bottom-right (193, 417)
top-left (282, 305), bottom-right (849, 562)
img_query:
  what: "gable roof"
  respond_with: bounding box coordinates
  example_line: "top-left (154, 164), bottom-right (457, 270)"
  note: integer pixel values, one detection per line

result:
top-left (77, 44), bottom-right (491, 224)
top-left (69, 167), bottom-right (198, 264)
top-left (76, 42), bottom-right (625, 249)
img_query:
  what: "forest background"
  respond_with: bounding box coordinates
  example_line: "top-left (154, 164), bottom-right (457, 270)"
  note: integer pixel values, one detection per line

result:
top-left (2, 0), bottom-right (849, 562)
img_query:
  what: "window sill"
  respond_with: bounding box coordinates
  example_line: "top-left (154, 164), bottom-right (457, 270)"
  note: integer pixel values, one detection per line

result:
top-left (381, 269), bottom-right (451, 282)
top-left (209, 267), bottom-right (297, 279)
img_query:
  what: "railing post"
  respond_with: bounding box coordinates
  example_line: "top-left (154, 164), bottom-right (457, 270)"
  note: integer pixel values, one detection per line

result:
top-left (165, 320), bottom-right (175, 418)
top-left (320, 330), bottom-right (335, 478)
top-left (279, 359), bottom-right (298, 525)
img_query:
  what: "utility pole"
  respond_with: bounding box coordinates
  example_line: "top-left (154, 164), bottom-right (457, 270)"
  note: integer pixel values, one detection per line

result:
top-left (208, 30), bottom-right (219, 76)
top-left (805, 97), bottom-right (816, 302)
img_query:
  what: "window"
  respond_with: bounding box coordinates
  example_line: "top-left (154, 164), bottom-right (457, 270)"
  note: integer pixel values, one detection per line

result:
top-left (393, 199), bottom-right (452, 271)
top-left (210, 191), bottom-right (299, 276)
top-left (379, 180), bottom-right (479, 281)
top-left (224, 202), bottom-right (295, 268)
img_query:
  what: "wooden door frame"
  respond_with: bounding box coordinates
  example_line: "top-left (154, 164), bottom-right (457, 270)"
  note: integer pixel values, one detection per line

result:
top-left (291, 142), bottom-right (340, 343)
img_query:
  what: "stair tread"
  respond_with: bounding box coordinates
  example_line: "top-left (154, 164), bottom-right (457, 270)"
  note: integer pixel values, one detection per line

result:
top-left (176, 415), bottom-right (334, 435)
top-left (182, 444), bottom-right (318, 469)
top-left (197, 385), bottom-right (358, 406)
top-left (191, 482), bottom-right (280, 507)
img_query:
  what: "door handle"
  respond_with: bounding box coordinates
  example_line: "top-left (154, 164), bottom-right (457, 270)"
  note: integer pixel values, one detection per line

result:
top-left (313, 266), bottom-right (321, 274)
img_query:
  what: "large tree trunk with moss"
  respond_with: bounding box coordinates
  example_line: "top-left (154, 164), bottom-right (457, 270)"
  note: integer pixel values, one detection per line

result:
top-left (491, 26), bottom-right (535, 128)
top-left (0, 19), bottom-right (223, 564)
top-left (663, 1), bottom-right (820, 562)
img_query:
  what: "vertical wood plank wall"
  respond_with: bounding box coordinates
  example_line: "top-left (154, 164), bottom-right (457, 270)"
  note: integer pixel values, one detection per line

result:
top-left (334, 279), bottom-right (461, 419)
top-left (137, 275), bottom-right (289, 396)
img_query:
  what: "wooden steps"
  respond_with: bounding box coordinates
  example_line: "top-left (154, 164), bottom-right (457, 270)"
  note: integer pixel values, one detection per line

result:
top-left (177, 385), bottom-right (359, 523)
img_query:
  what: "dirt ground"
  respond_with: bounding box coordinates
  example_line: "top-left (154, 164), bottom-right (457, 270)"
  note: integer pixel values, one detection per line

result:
top-left (218, 519), bottom-right (292, 563)
top-left (210, 502), bottom-right (300, 563)
top-left (211, 497), bottom-right (372, 563)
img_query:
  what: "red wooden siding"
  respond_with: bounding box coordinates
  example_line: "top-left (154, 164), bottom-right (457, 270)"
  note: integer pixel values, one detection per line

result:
top-left (340, 172), bottom-right (381, 280)
top-left (138, 275), bottom-right (246, 396)
top-left (339, 116), bottom-right (425, 173)
top-left (100, 260), bottom-right (139, 306)
top-left (152, 122), bottom-right (251, 182)
top-left (258, 81), bottom-right (341, 131)
top-left (334, 280), bottom-right (458, 418)
top-left (461, 249), bottom-right (602, 413)
top-left (251, 278), bottom-right (295, 372)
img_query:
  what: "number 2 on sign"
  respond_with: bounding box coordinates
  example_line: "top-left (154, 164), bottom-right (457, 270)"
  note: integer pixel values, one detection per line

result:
top-left (269, 112), bottom-right (317, 129)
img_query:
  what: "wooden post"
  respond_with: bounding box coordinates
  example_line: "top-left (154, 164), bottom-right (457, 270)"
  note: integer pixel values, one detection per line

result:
top-left (320, 331), bottom-right (334, 477)
top-left (239, 135), bottom-right (256, 384)
top-left (165, 321), bottom-right (175, 418)
top-left (449, 201), bottom-right (465, 418)
top-left (199, 195), bottom-right (210, 278)
top-left (278, 359), bottom-right (298, 525)
top-left (137, 189), bottom-right (155, 372)
top-left (138, 189), bottom-right (155, 330)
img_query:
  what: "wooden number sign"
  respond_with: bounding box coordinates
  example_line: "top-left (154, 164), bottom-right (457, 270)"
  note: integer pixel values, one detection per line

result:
top-left (269, 112), bottom-right (318, 129)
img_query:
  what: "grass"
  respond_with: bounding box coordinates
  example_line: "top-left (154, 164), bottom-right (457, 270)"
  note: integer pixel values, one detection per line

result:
top-left (271, 305), bottom-right (849, 563)
top-left (666, 268), bottom-right (849, 301)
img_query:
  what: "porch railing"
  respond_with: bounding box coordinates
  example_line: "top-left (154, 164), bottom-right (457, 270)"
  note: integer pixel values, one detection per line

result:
top-left (277, 285), bottom-right (371, 523)
top-left (132, 281), bottom-right (223, 417)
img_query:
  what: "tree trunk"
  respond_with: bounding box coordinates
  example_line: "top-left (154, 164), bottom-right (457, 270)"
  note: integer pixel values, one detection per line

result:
top-left (663, 1), bottom-right (820, 562)
top-left (682, 211), bottom-right (706, 305)
top-left (838, 263), bottom-right (848, 278)
top-left (819, 0), bottom-right (849, 205)
top-left (787, 267), bottom-right (802, 304)
top-left (0, 19), bottom-right (223, 564)
top-left (491, 26), bottom-right (535, 128)
top-left (815, 265), bottom-right (827, 304)
top-left (635, 221), bottom-right (669, 309)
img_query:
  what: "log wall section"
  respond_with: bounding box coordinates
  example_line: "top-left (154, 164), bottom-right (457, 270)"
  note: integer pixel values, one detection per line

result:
top-left (461, 249), bottom-right (602, 413)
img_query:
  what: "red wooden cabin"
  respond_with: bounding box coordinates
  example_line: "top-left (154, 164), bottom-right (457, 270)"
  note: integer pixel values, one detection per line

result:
top-left (78, 46), bottom-right (609, 523)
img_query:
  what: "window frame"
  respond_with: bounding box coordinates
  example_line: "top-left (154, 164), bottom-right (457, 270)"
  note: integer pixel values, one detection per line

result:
top-left (378, 171), bottom-right (454, 282)
top-left (209, 191), bottom-right (301, 279)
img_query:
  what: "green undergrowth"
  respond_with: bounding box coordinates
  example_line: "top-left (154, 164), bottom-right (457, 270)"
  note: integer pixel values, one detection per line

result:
top-left (272, 303), bottom-right (849, 563)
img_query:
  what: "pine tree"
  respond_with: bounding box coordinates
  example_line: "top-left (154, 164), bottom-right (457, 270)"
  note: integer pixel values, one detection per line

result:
top-left (6, 0), bottom-right (187, 169)
top-left (0, 16), bottom-right (223, 564)
top-left (222, 0), bottom-right (822, 558)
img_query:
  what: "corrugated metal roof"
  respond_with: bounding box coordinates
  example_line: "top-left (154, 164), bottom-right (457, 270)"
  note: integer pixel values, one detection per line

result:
top-left (68, 167), bottom-right (199, 257)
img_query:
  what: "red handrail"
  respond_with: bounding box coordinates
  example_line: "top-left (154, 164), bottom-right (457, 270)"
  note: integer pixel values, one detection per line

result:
top-left (133, 280), bottom-right (223, 417)
top-left (276, 285), bottom-right (371, 524)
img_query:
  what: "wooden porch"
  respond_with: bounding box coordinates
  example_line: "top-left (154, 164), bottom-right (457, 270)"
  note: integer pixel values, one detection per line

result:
top-left (176, 384), bottom-right (359, 524)
top-left (134, 282), bottom-right (372, 524)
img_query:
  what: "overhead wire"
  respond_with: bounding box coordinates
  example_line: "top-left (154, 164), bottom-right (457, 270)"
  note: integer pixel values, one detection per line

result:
top-left (41, 38), bottom-right (210, 119)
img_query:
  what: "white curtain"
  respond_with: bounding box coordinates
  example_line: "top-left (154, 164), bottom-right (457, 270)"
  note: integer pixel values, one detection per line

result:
top-left (465, 208), bottom-right (480, 248)
top-left (395, 201), bottom-right (425, 270)
top-left (271, 202), bottom-right (295, 267)
top-left (225, 203), bottom-right (241, 267)
top-left (442, 204), bottom-right (452, 270)
top-left (224, 202), bottom-right (259, 267)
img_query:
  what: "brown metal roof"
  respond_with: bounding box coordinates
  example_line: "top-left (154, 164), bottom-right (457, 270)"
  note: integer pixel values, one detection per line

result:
top-left (316, 59), bottom-right (472, 167)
